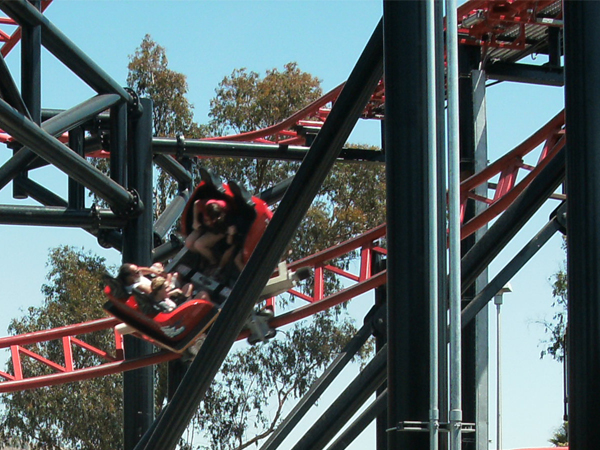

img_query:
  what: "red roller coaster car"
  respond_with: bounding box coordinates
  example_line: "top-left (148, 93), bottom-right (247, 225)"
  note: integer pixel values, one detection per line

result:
top-left (103, 173), bottom-right (312, 353)
top-left (103, 269), bottom-right (223, 353)
top-left (180, 168), bottom-right (273, 274)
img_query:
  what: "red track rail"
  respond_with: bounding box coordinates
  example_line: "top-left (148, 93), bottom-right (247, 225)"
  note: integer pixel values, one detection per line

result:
top-left (0, 107), bottom-right (565, 392)
top-left (0, 1), bottom-right (52, 57)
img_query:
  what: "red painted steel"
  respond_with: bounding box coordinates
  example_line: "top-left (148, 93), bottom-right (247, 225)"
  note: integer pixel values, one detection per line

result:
top-left (0, 0), bottom-right (52, 57)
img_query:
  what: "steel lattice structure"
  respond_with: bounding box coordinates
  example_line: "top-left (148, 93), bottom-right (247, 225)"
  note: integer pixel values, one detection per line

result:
top-left (0, 1), bottom-right (596, 450)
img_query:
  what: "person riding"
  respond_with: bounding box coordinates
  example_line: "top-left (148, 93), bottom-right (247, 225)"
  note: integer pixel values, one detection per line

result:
top-left (185, 199), bottom-right (237, 272)
top-left (117, 262), bottom-right (165, 294)
top-left (149, 276), bottom-right (193, 313)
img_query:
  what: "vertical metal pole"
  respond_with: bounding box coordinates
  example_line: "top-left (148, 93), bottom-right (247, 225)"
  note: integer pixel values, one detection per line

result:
top-left (564, 2), bottom-right (600, 449)
top-left (445, 1), bottom-right (462, 449)
top-left (110, 102), bottom-right (128, 187)
top-left (384, 1), bottom-right (430, 449)
top-left (122, 98), bottom-right (155, 450)
top-left (458, 40), bottom-right (489, 450)
top-left (434, 2), bottom-right (449, 449)
top-left (373, 252), bottom-right (388, 450)
top-left (68, 126), bottom-right (85, 209)
top-left (15, 0), bottom-right (41, 200)
top-left (494, 294), bottom-right (503, 450)
top-left (426, 1), bottom-right (439, 449)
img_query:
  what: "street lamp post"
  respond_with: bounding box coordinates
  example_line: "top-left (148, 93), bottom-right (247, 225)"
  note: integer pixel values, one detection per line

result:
top-left (494, 283), bottom-right (512, 450)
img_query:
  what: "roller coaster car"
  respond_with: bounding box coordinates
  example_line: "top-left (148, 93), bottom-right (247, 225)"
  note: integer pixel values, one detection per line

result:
top-left (103, 275), bottom-right (221, 354)
top-left (180, 168), bottom-right (273, 281)
top-left (102, 261), bottom-right (311, 353)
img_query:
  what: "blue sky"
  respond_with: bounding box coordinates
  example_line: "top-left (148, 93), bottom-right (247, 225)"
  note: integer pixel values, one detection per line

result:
top-left (0, 1), bottom-right (567, 449)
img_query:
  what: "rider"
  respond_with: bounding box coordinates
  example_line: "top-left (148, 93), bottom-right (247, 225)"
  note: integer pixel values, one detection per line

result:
top-left (185, 199), bottom-right (237, 273)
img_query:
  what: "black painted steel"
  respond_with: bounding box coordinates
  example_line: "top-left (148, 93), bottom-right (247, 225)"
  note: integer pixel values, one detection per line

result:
top-left (485, 62), bottom-right (564, 86)
top-left (153, 190), bottom-right (190, 240)
top-left (326, 390), bottom-right (388, 450)
top-left (373, 254), bottom-right (387, 450)
top-left (68, 126), bottom-right (85, 209)
top-left (14, 1), bottom-right (40, 200)
top-left (123, 98), bottom-right (155, 450)
top-left (20, 0), bottom-right (41, 125)
top-left (151, 236), bottom-right (183, 263)
top-left (152, 137), bottom-right (385, 162)
top-left (260, 316), bottom-right (375, 450)
top-left (0, 54), bottom-right (30, 119)
top-left (110, 102), bottom-right (127, 187)
top-left (137, 18), bottom-right (384, 450)
top-left (153, 154), bottom-right (192, 185)
top-left (17, 178), bottom-right (68, 208)
top-left (0, 94), bottom-right (123, 191)
top-left (0, 97), bottom-right (139, 215)
top-left (291, 346), bottom-right (387, 450)
top-left (258, 176), bottom-right (293, 205)
top-left (461, 147), bottom-right (565, 294)
top-left (564, 2), bottom-right (600, 448)
top-left (0, 204), bottom-right (126, 228)
top-left (461, 210), bottom-right (562, 327)
top-left (0, 1), bottom-right (135, 105)
top-left (384, 2), bottom-right (430, 449)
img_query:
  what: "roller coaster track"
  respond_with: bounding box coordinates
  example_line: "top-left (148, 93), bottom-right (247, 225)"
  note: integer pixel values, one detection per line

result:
top-left (0, 107), bottom-right (565, 393)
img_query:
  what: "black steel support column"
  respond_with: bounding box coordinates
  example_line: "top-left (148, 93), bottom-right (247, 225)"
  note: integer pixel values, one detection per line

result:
top-left (564, 2), bottom-right (600, 448)
top-left (435, 2), bottom-right (449, 448)
top-left (123, 98), bottom-right (155, 450)
top-left (14, 0), bottom-right (41, 200)
top-left (458, 43), bottom-right (489, 450)
top-left (384, 2), bottom-right (430, 449)
top-left (373, 253), bottom-right (387, 450)
top-left (110, 101), bottom-right (127, 187)
top-left (68, 126), bottom-right (85, 209)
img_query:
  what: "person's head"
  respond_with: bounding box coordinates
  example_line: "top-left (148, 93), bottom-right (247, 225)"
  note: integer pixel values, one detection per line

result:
top-left (118, 263), bottom-right (141, 286)
top-left (204, 199), bottom-right (227, 226)
top-left (151, 276), bottom-right (169, 299)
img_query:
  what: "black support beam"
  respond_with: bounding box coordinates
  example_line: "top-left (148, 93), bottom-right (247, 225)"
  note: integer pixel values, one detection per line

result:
top-left (564, 2), bottom-right (600, 448)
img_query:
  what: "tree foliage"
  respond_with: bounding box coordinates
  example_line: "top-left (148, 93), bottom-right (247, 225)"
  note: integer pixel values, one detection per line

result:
top-left (541, 237), bottom-right (567, 361)
top-left (0, 246), bottom-right (123, 450)
top-left (549, 421), bottom-right (568, 447)
top-left (204, 65), bottom-right (385, 266)
top-left (127, 34), bottom-right (207, 216)
top-left (127, 34), bottom-right (205, 140)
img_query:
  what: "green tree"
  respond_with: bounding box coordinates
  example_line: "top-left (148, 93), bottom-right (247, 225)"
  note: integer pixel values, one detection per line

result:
top-left (549, 421), bottom-right (568, 447)
top-left (0, 246), bottom-right (123, 450)
top-left (127, 34), bottom-right (205, 140)
top-left (541, 237), bottom-right (567, 361)
top-left (204, 65), bottom-right (385, 266)
top-left (127, 34), bottom-right (207, 216)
